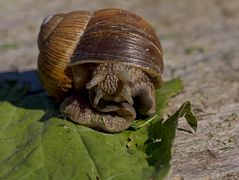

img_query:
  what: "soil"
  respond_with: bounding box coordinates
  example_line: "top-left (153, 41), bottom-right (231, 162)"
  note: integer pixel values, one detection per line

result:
top-left (0, 0), bottom-right (238, 179)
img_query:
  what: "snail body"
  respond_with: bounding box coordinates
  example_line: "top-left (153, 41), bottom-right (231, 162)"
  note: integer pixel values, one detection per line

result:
top-left (38, 8), bottom-right (164, 132)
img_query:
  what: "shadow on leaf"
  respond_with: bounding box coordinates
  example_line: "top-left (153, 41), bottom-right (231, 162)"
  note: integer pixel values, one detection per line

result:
top-left (0, 70), bottom-right (58, 109)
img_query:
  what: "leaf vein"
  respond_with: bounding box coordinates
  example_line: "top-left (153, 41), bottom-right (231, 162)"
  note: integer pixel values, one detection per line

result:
top-left (76, 127), bottom-right (102, 179)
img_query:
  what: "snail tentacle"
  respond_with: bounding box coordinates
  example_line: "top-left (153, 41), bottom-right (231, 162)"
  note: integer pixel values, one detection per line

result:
top-left (118, 85), bottom-right (134, 105)
top-left (117, 70), bottom-right (133, 87)
top-left (93, 87), bottom-right (104, 105)
top-left (86, 74), bottom-right (106, 89)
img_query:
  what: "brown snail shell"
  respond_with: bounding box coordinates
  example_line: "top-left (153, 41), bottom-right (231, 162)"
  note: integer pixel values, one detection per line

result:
top-left (38, 11), bottom-right (92, 100)
top-left (37, 8), bottom-right (163, 101)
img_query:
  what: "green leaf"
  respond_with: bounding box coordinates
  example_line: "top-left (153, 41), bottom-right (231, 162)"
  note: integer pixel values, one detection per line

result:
top-left (0, 78), bottom-right (197, 180)
top-left (144, 101), bottom-right (197, 179)
top-left (0, 43), bottom-right (19, 50)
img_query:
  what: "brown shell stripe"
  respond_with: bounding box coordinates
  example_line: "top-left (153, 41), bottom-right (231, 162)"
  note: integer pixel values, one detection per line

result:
top-left (38, 11), bottom-right (92, 99)
top-left (71, 9), bottom-right (163, 76)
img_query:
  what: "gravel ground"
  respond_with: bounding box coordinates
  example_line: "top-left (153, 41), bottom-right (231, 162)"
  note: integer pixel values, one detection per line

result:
top-left (1, 0), bottom-right (238, 179)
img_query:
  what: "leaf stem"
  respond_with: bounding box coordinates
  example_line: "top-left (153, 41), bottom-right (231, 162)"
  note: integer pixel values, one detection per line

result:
top-left (135, 114), bottom-right (159, 129)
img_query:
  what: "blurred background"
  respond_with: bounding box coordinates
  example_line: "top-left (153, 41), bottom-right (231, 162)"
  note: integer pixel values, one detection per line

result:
top-left (0, 0), bottom-right (238, 179)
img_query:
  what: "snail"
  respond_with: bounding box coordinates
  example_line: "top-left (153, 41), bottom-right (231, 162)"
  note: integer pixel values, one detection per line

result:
top-left (37, 8), bottom-right (164, 132)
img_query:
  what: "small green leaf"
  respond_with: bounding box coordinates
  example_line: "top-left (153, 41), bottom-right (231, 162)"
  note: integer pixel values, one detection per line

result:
top-left (0, 43), bottom-right (19, 50)
top-left (0, 78), bottom-right (197, 180)
top-left (165, 101), bottom-right (197, 134)
top-left (184, 45), bottom-right (204, 54)
top-left (145, 101), bottom-right (197, 179)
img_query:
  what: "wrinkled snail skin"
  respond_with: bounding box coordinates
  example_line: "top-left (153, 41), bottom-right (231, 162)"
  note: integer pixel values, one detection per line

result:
top-left (60, 94), bottom-right (134, 133)
top-left (37, 8), bottom-right (164, 132)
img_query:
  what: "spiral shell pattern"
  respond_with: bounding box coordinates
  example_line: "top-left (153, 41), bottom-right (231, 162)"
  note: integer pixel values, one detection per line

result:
top-left (37, 9), bottom-right (163, 100)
